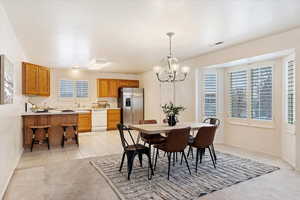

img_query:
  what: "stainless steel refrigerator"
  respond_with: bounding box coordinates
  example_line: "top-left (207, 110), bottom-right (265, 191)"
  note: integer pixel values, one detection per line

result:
top-left (118, 88), bottom-right (144, 125)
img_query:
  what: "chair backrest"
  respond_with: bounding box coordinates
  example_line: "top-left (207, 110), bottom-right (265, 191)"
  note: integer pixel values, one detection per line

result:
top-left (139, 120), bottom-right (157, 138)
top-left (139, 120), bottom-right (157, 124)
top-left (165, 127), bottom-right (191, 152)
top-left (117, 123), bottom-right (136, 150)
top-left (203, 118), bottom-right (220, 127)
top-left (193, 126), bottom-right (217, 148)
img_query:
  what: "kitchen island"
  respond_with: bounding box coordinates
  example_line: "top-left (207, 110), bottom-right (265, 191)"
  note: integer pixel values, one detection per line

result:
top-left (22, 111), bottom-right (89, 148)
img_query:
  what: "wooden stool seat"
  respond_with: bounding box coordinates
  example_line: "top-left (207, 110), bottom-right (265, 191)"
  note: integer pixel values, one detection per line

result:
top-left (29, 125), bottom-right (51, 152)
top-left (61, 124), bottom-right (79, 147)
top-left (29, 125), bottom-right (51, 129)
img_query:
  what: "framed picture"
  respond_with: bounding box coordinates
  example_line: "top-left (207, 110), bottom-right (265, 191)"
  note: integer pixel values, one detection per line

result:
top-left (0, 55), bottom-right (14, 104)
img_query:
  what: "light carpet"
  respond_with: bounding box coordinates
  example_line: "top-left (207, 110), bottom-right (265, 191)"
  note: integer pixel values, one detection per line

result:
top-left (90, 151), bottom-right (279, 200)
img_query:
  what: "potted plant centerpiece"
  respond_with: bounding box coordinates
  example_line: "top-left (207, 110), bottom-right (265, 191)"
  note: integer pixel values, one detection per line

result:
top-left (161, 102), bottom-right (185, 126)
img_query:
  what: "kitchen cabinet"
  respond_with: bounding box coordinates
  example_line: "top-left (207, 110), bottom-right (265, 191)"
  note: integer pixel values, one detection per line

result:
top-left (107, 109), bottom-right (120, 130)
top-left (118, 80), bottom-right (139, 88)
top-left (38, 66), bottom-right (50, 96)
top-left (97, 79), bottom-right (139, 98)
top-left (108, 79), bottom-right (119, 97)
top-left (97, 79), bottom-right (109, 97)
top-left (78, 112), bottom-right (92, 132)
top-left (22, 62), bottom-right (50, 96)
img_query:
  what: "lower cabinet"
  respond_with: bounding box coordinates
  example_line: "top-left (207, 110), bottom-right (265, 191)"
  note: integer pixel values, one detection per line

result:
top-left (107, 109), bottom-right (121, 130)
top-left (78, 112), bottom-right (92, 132)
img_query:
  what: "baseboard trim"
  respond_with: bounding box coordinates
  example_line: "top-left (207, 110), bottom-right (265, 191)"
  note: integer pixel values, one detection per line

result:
top-left (0, 147), bottom-right (23, 199)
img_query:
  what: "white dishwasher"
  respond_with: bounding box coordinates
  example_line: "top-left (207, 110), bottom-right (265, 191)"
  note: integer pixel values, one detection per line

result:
top-left (92, 109), bottom-right (107, 131)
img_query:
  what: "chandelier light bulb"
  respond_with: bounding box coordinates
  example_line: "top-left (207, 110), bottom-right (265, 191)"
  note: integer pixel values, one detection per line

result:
top-left (171, 64), bottom-right (179, 72)
top-left (181, 66), bottom-right (190, 73)
top-left (153, 65), bottom-right (162, 73)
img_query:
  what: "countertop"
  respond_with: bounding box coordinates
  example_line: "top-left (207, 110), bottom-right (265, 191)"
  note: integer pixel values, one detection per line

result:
top-left (21, 110), bottom-right (90, 116)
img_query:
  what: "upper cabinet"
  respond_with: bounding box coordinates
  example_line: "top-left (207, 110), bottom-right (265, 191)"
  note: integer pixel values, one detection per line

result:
top-left (22, 62), bottom-right (50, 96)
top-left (97, 79), bottom-right (139, 98)
top-left (97, 79), bottom-right (109, 97)
top-left (119, 80), bottom-right (139, 88)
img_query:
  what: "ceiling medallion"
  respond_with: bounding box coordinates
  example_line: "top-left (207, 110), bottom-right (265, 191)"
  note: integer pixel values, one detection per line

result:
top-left (153, 32), bottom-right (190, 83)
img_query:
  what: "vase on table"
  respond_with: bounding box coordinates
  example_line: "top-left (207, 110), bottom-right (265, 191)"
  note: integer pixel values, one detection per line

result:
top-left (168, 115), bottom-right (177, 126)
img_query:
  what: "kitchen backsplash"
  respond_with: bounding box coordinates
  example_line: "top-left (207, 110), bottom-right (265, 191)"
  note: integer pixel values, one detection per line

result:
top-left (27, 96), bottom-right (118, 109)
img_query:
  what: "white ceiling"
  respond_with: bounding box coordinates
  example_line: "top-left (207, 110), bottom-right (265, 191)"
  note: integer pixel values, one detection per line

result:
top-left (2, 0), bottom-right (300, 74)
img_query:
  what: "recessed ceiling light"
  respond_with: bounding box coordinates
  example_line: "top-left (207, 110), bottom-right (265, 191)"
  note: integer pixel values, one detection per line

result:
top-left (88, 58), bottom-right (111, 70)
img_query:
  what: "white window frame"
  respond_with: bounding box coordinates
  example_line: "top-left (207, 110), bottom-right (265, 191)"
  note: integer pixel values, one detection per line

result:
top-left (283, 54), bottom-right (296, 134)
top-left (202, 72), bottom-right (218, 118)
top-left (226, 61), bottom-right (275, 128)
top-left (59, 79), bottom-right (89, 99)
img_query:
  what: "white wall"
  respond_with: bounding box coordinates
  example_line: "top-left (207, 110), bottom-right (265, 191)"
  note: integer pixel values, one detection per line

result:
top-left (141, 27), bottom-right (300, 169)
top-left (28, 68), bottom-right (140, 108)
top-left (139, 67), bottom-right (196, 123)
top-left (0, 4), bottom-right (26, 198)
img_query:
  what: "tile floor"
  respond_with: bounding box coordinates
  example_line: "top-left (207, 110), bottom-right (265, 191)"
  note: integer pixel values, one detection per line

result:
top-left (4, 130), bottom-right (300, 200)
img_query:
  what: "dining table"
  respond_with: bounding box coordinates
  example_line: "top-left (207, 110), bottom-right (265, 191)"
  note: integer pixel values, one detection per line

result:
top-left (129, 122), bottom-right (214, 142)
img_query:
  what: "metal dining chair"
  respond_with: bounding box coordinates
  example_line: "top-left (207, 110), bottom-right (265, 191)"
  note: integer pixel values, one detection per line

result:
top-left (117, 124), bottom-right (154, 180)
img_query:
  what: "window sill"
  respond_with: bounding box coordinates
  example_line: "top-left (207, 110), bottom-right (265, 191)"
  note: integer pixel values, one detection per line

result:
top-left (227, 118), bottom-right (275, 129)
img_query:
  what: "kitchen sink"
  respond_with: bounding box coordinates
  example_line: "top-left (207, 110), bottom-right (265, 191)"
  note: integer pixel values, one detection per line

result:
top-left (61, 109), bottom-right (75, 112)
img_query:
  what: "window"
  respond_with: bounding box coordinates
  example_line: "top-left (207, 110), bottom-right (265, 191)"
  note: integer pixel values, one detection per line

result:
top-left (251, 66), bottom-right (272, 120)
top-left (60, 80), bottom-right (89, 98)
top-left (203, 73), bottom-right (217, 117)
top-left (60, 80), bottom-right (74, 98)
top-left (76, 80), bottom-right (89, 98)
top-left (229, 70), bottom-right (248, 118)
top-left (228, 64), bottom-right (273, 121)
top-left (286, 59), bottom-right (295, 124)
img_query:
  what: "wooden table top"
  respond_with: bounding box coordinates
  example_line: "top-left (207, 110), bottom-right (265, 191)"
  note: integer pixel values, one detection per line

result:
top-left (129, 122), bottom-right (214, 134)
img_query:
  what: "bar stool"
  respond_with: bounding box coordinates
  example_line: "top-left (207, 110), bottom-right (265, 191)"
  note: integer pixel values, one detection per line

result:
top-left (29, 125), bottom-right (51, 152)
top-left (61, 124), bottom-right (79, 147)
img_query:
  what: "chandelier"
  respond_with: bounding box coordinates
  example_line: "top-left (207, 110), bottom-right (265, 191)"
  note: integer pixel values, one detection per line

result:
top-left (153, 32), bottom-right (190, 82)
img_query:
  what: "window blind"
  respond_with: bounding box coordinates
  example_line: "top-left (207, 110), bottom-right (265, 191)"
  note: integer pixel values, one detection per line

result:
top-left (60, 80), bottom-right (89, 98)
top-left (203, 73), bottom-right (217, 117)
top-left (60, 80), bottom-right (74, 97)
top-left (250, 66), bottom-right (272, 120)
top-left (76, 80), bottom-right (89, 98)
top-left (230, 70), bottom-right (248, 118)
top-left (287, 60), bottom-right (295, 124)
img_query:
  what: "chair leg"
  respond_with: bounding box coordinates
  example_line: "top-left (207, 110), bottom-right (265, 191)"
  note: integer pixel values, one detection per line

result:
top-left (146, 151), bottom-right (154, 179)
top-left (127, 152), bottom-right (135, 180)
top-left (187, 146), bottom-right (191, 158)
top-left (44, 128), bottom-right (50, 150)
top-left (208, 146), bottom-right (216, 168)
top-left (154, 148), bottom-right (159, 171)
top-left (173, 152), bottom-right (175, 166)
top-left (182, 151), bottom-right (191, 175)
top-left (30, 128), bottom-right (36, 152)
top-left (211, 144), bottom-right (217, 162)
top-left (200, 148), bottom-right (203, 164)
top-left (119, 152), bottom-right (126, 172)
top-left (61, 127), bottom-right (66, 148)
top-left (138, 153), bottom-right (143, 167)
top-left (195, 148), bottom-right (199, 173)
top-left (180, 152), bottom-right (183, 165)
top-left (167, 152), bottom-right (171, 180)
